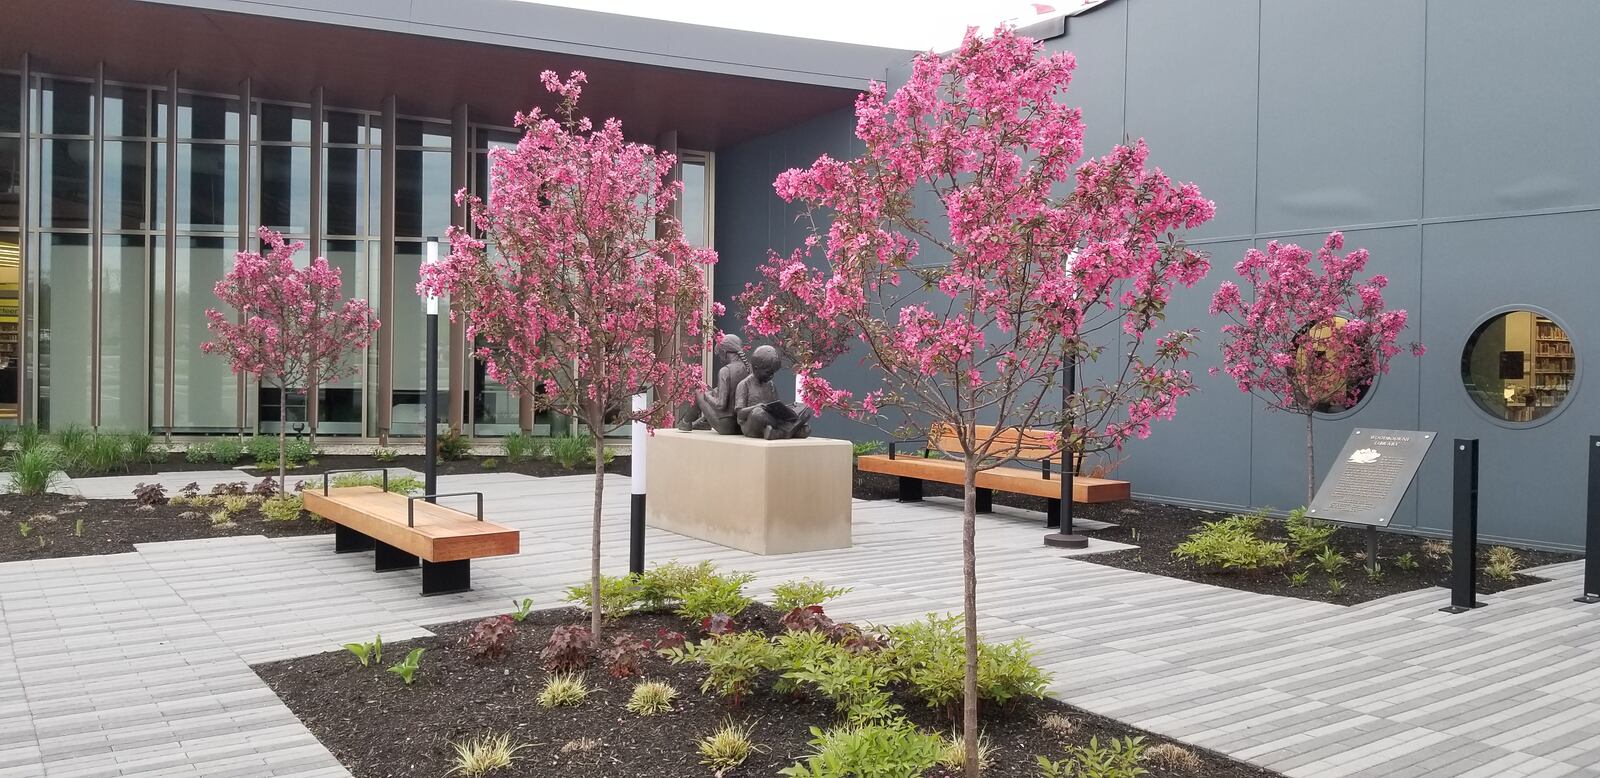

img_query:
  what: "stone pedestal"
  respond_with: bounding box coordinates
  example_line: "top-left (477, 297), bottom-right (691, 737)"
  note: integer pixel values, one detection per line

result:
top-left (645, 429), bottom-right (852, 555)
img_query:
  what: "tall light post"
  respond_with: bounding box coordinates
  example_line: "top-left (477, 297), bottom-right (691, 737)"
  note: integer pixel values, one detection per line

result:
top-left (423, 237), bottom-right (440, 503)
top-left (1043, 355), bottom-right (1087, 549)
top-left (629, 392), bottom-right (647, 574)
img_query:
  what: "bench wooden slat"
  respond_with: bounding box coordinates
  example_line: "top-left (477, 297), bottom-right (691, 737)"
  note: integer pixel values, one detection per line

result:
top-left (927, 423), bottom-right (1078, 467)
top-left (857, 454), bottom-right (1130, 504)
top-left (303, 486), bottom-right (519, 562)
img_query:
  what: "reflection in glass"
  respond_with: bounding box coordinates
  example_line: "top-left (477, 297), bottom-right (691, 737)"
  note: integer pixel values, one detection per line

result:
top-left (323, 146), bottom-right (363, 236)
top-left (325, 111), bottom-right (361, 145)
top-left (0, 74), bottom-right (19, 134)
top-left (0, 137), bottom-right (19, 227)
top-left (256, 102), bottom-right (310, 143)
top-left (314, 240), bottom-right (367, 436)
top-left (39, 78), bottom-right (93, 136)
top-left (1462, 310), bottom-right (1576, 423)
top-left (258, 144), bottom-right (310, 232)
top-left (395, 149), bottom-right (451, 237)
top-left (176, 94), bottom-right (239, 141)
top-left (389, 242), bottom-right (450, 436)
top-left (102, 140), bottom-right (148, 230)
top-left (681, 159), bottom-right (707, 247)
top-left (101, 236), bottom-right (149, 430)
top-left (177, 143), bottom-right (238, 231)
top-left (172, 237), bottom-right (239, 432)
top-left (395, 119), bottom-right (450, 148)
top-left (1297, 316), bottom-right (1372, 415)
top-left (39, 234), bottom-right (93, 429)
top-left (40, 139), bottom-right (91, 229)
top-left (103, 86), bottom-right (149, 138)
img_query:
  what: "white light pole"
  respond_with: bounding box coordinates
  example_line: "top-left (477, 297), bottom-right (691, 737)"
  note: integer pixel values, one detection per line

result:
top-left (629, 391), bottom-right (648, 574)
top-left (424, 237), bottom-right (440, 502)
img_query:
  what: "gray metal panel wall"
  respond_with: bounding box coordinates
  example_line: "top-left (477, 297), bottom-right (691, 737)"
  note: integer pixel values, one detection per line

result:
top-left (712, 0), bottom-right (1600, 548)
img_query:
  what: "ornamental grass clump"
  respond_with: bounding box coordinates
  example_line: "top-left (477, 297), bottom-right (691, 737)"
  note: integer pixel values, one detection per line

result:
top-left (444, 733), bottom-right (527, 777)
top-left (501, 431), bottom-right (541, 463)
top-left (697, 719), bottom-right (759, 774)
top-left (536, 673), bottom-right (589, 708)
top-left (7, 447), bottom-right (58, 495)
top-left (1172, 513), bottom-right (1289, 572)
top-left (625, 680), bottom-right (678, 716)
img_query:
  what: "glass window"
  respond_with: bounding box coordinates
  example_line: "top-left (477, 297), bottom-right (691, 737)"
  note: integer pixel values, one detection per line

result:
top-left (1463, 310), bottom-right (1576, 424)
top-left (176, 93), bottom-right (239, 141)
top-left (176, 143), bottom-right (239, 231)
top-left (171, 236), bottom-right (239, 432)
top-left (38, 78), bottom-right (93, 136)
top-left (0, 74), bottom-right (19, 134)
top-left (256, 102), bottom-right (310, 143)
top-left (682, 158), bottom-right (708, 248)
top-left (103, 86), bottom-right (149, 138)
top-left (316, 240), bottom-right (367, 436)
top-left (395, 148), bottom-right (451, 238)
top-left (0, 232), bottom-right (18, 421)
top-left (0, 136), bottom-right (19, 227)
top-left (38, 233), bottom-right (93, 429)
top-left (257, 144), bottom-right (310, 233)
top-left (323, 146), bottom-right (363, 236)
top-left (102, 140), bottom-right (148, 230)
top-left (39, 138), bottom-right (92, 229)
top-left (325, 111), bottom-right (361, 145)
top-left (1297, 316), bottom-right (1373, 415)
top-left (395, 118), bottom-right (449, 148)
top-left (101, 236), bottom-right (149, 430)
top-left (388, 241), bottom-right (450, 436)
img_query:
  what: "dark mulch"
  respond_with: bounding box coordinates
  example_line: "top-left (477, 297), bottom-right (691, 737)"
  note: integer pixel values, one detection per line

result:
top-left (255, 605), bottom-right (1278, 778)
top-left (0, 493), bottom-right (330, 563)
top-left (854, 470), bottom-right (1579, 606)
top-left (58, 452), bottom-right (631, 481)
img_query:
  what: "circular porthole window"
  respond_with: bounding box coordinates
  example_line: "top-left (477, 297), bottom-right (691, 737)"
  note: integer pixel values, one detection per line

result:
top-left (1461, 309), bottom-right (1577, 424)
top-left (1296, 316), bottom-right (1375, 416)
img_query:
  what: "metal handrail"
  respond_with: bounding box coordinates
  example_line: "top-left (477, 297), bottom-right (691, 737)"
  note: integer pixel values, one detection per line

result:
top-left (320, 467), bottom-right (391, 495)
top-left (406, 492), bottom-right (485, 528)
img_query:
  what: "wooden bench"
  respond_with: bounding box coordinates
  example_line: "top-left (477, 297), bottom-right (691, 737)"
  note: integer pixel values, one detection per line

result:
top-left (856, 424), bottom-right (1131, 524)
top-left (302, 469), bottom-right (520, 595)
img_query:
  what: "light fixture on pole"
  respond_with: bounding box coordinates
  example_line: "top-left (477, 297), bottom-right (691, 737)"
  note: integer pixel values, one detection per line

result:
top-left (423, 237), bottom-right (440, 504)
top-left (629, 391), bottom-right (647, 575)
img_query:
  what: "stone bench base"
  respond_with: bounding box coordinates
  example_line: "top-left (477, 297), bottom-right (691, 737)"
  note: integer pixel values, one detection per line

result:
top-left (644, 429), bottom-right (852, 555)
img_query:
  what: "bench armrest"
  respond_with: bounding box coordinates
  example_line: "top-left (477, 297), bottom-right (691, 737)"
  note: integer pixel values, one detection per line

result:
top-left (320, 467), bottom-right (394, 495)
top-left (887, 438), bottom-right (929, 460)
top-left (407, 492), bottom-right (485, 528)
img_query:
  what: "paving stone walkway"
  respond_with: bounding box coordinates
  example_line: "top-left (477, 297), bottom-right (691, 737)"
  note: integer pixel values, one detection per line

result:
top-left (2, 471), bottom-right (1597, 777)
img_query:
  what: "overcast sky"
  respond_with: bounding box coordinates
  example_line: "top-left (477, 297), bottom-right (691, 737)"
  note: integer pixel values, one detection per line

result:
top-left (524, 0), bottom-right (1087, 50)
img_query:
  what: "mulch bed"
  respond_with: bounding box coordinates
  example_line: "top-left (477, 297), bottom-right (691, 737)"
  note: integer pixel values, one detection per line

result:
top-left (854, 470), bottom-right (1580, 606)
top-left (58, 452), bottom-right (631, 481)
top-left (0, 493), bottom-right (330, 563)
top-left (255, 605), bottom-right (1278, 778)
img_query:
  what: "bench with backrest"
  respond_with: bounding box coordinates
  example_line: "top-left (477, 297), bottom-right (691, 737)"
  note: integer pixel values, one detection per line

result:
top-left (855, 424), bottom-right (1131, 523)
top-left (301, 469), bottom-right (519, 595)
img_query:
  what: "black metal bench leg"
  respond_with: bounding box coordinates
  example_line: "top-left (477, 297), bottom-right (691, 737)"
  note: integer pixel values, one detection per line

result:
top-left (422, 560), bottom-right (471, 596)
top-left (1046, 498), bottom-right (1061, 529)
top-left (334, 524), bottom-right (374, 554)
top-left (898, 476), bottom-right (924, 503)
top-left (374, 541), bottom-right (419, 571)
top-left (976, 488), bottom-right (993, 514)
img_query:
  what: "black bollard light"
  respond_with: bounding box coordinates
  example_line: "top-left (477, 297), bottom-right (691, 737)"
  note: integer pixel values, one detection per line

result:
top-left (1575, 436), bottom-right (1600, 603)
top-left (1440, 438), bottom-right (1482, 613)
top-left (1044, 357), bottom-right (1087, 549)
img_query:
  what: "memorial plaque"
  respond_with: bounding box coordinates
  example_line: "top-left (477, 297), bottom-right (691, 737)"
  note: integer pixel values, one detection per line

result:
top-left (1307, 428), bottom-right (1436, 527)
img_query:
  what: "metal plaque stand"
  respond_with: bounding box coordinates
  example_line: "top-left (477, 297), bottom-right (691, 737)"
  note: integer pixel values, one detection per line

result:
top-left (1575, 436), bottom-right (1600, 603)
top-left (1441, 438), bottom-right (1483, 614)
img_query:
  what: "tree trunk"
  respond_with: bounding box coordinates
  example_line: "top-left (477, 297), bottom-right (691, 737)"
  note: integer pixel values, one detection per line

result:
top-left (590, 432), bottom-right (606, 640)
top-left (1305, 413), bottom-right (1316, 507)
top-left (277, 387), bottom-right (288, 495)
top-left (961, 458), bottom-right (980, 778)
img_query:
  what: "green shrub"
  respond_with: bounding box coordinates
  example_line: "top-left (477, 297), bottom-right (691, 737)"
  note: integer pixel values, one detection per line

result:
top-left (851, 440), bottom-right (885, 458)
top-left (78, 434), bottom-right (130, 474)
top-left (15, 424), bottom-right (44, 455)
top-left (247, 436), bottom-right (278, 465)
top-left (480, 458), bottom-right (499, 470)
top-left (777, 632), bottom-right (899, 724)
top-left (437, 429), bottom-right (473, 461)
top-left (779, 721), bottom-right (943, 778)
top-left (1036, 736), bottom-right (1148, 778)
top-left (371, 446), bottom-right (400, 463)
top-left (1314, 545), bottom-right (1348, 574)
top-left (880, 613), bottom-right (1051, 712)
top-left (330, 472), bottom-right (422, 495)
top-left (0, 425), bottom-right (15, 456)
top-left (677, 570), bottom-right (757, 621)
top-left (663, 631), bottom-right (776, 706)
top-left (502, 432), bottom-right (541, 463)
top-left (1172, 514), bottom-right (1289, 572)
top-left (1285, 508), bottom-right (1336, 558)
top-left (549, 435), bottom-right (589, 469)
top-left (125, 431), bottom-right (158, 463)
top-left (209, 437), bottom-right (245, 465)
top-left (7, 447), bottom-right (58, 495)
top-left (637, 560), bottom-right (721, 610)
top-left (773, 579), bottom-right (853, 611)
top-left (563, 573), bottom-right (645, 619)
top-left (185, 443), bottom-right (213, 464)
top-left (286, 437), bottom-right (317, 465)
top-left (261, 494), bottom-right (305, 522)
top-left (248, 436), bottom-right (316, 467)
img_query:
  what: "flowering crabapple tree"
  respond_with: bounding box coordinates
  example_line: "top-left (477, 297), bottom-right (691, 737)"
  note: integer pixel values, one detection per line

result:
top-left (1209, 232), bottom-right (1423, 505)
top-left (741, 28), bottom-right (1213, 774)
top-left (420, 71), bottom-right (716, 638)
top-left (203, 227), bottom-right (380, 492)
